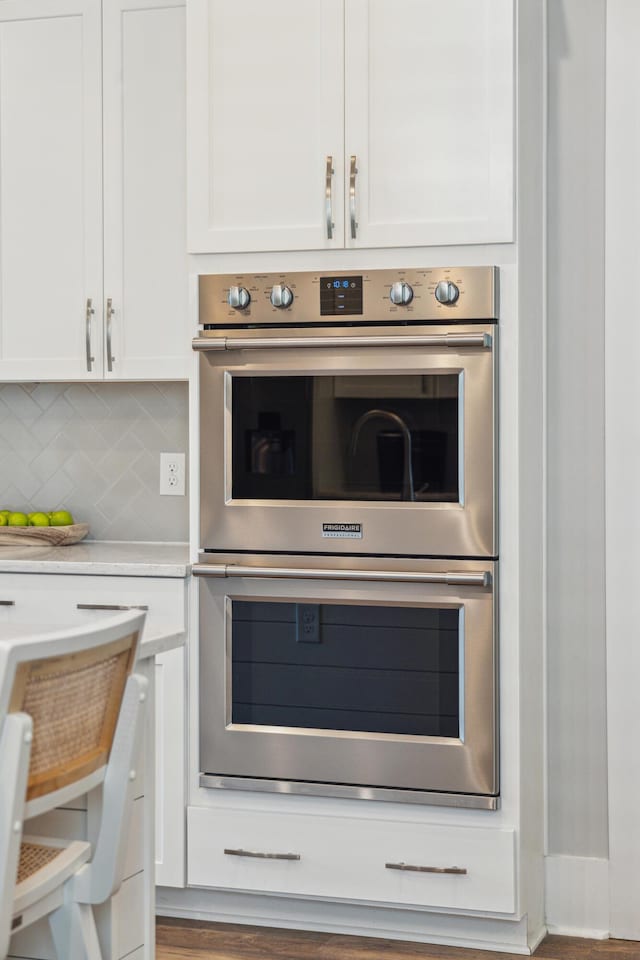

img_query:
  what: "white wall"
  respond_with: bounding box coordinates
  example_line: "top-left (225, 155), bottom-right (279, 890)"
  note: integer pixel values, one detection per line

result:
top-left (546, 0), bottom-right (608, 859)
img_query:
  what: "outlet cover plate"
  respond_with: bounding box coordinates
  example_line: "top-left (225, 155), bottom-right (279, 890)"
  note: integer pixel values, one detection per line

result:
top-left (160, 452), bottom-right (186, 496)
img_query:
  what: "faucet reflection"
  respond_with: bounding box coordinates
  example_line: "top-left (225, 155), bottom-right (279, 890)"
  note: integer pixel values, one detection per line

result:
top-left (349, 408), bottom-right (415, 501)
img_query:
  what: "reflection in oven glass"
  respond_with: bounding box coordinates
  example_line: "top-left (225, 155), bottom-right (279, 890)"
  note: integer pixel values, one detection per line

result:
top-left (231, 600), bottom-right (460, 738)
top-left (231, 374), bottom-right (459, 502)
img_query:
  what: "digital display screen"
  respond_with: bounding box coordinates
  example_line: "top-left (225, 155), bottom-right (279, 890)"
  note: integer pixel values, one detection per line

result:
top-left (320, 276), bottom-right (363, 316)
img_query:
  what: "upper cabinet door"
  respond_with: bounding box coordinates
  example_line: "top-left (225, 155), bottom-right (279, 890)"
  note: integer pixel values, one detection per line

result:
top-left (0, 0), bottom-right (103, 380)
top-left (187, 0), bottom-right (344, 253)
top-left (103, 0), bottom-right (189, 380)
top-left (345, 0), bottom-right (514, 249)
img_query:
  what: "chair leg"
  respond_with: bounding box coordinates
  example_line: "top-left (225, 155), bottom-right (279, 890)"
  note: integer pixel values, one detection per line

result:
top-left (49, 901), bottom-right (102, 960)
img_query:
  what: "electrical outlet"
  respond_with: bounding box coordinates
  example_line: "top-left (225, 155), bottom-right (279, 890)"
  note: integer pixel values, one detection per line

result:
top-left (160, 452), bottom-right (186, 496)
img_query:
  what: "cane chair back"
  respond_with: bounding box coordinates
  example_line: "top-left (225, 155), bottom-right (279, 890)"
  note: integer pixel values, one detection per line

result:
top-left (0, 611), bottom-right (147, 960)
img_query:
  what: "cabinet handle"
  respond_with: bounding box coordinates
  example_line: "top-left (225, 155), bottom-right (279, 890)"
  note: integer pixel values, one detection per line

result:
top-left (85, 298), bottom-right (95, 372)
top-left (0, 600), bottom-right (15, 606)
top-left (349, 154), bottom-right (358, 239)
top-left (76, 603), bottom-right (149, 612)
top-left (106, 298), bottom-right (115, 372)
top-left (385, 862), bottom-right (468, 876)
top-left (224, 848), bottom-right (301, 862)
top-left (325, 155), bottom-right (334, 239)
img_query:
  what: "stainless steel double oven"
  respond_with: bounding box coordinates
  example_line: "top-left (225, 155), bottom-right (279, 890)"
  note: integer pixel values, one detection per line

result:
top-left (194, 266), bottom-right (499, 808)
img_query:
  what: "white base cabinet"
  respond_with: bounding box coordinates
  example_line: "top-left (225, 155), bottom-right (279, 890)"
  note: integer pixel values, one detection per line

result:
top-left (4, 570), bottom-right (188, 960)
top-left (188, 805), bottom-right (516, 915)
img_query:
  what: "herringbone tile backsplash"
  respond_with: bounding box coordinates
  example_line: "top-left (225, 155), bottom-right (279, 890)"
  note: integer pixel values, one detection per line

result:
top-left (0, 383), bottom-right (189, 542)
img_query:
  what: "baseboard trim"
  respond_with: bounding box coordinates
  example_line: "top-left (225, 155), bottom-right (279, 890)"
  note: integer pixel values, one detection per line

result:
top-left (157, 888), bottom-right (533, 955)
top-left (544, 854), bottom-right (609, 938)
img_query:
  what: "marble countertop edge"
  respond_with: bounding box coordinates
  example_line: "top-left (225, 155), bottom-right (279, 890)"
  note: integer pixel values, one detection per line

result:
top-left (0, 540), bottom-right (192, 578)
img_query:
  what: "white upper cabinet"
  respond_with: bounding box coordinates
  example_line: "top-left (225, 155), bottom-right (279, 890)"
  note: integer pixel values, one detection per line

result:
top-left (103, 0), bottom-right (189, 380)
top-left (0, 0), bottom-right (188, 382)
top-left (187, 0), bottom-right (344, 253)
top-left (345, 0), bottom-right (514, 248)
top-left (0, 0), bottom-right (103, 380)
top-left (187, 0), bottom-right (514, 253)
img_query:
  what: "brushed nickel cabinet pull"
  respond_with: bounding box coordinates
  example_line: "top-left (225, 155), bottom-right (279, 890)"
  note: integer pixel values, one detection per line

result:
top-left (325, 155), bottom-right (335, 239)
top-left (224, 848), bottom-right (301, 862)
top-left (76, 603), bottom-right (149, 612)
top-left (349, 154), bottom-right (358, 239)
top-left (106, 298), bottom-right (115, 372)
top-left (85, 298), bottom-right (95, 372)
top-left (385, 862), bottom-right (468, 876)
top-left (0, 600), bottom-right (15, 606)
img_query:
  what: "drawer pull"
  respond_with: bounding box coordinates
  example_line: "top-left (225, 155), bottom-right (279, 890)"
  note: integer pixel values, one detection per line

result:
top-left (385, 862), bottom-right (468, 876)
top-left (0, 600), bottom-right (15, 606)
top-left (224, 847), bottom-right (301, 862)
top-left (76, 603), bottom-right (149, 612)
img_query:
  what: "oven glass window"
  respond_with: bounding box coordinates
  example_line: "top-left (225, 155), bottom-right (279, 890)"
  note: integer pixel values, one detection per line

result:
top-left (231, 374), bottom-right (459, 502)
top-left (231, 601), bottom-right (460, 738)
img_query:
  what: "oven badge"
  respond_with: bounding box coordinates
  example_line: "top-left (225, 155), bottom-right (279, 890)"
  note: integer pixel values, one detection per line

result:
top-left (322, 522), bottom-right (363, 540)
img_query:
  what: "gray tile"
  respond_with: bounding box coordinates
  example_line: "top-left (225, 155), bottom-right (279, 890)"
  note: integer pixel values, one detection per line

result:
top-left (0, 385), bottom-right (42, 422)
top-left (63, 385), bottom-right (109, 418)
top-left (31, 383), bottom-right (63, 412)
top-left (0, 419), bottom-right (42, 461)
top-left (63, 451), bottom-right (106, 491)
top-left (0, 382), bottom-right (189, 541)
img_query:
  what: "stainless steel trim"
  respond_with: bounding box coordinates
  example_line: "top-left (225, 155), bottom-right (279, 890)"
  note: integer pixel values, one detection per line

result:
top-left (325, 155), bottom-right (334, 240)
top-left (385, 862), bottom-right (468, 876)
top-left (85, 298), bottom-right (95, 372)
top-left (106, 298), bottom-right (115, 372)
top-left (200, 775), bottom-right (500, 810)
top-left (192, 563), bottom-right (491, 587)
top-left (0, 600), bottom-right (15, 606)
top-left (349, 154), bottom-right (358, 239)
top-left (223, 848), bottom-right (301, 862)
top-left (192, 332), bottom-right (492, 352)
top-left (198, 267), bottom-right (498, 327)
top-left (76, 603), bottom-right (149, 611)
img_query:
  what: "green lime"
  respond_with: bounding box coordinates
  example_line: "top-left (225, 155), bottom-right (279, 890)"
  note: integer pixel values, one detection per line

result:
top-left (29, 513), bottom-right (50, 527)
top-left (0, 510), bottom-right (11, 520)
top-left (8, 512), bottom-right (29, 526)
top-left (0, 515), bottom-right (7, 527)
top-left (49, 510), bottom-right (74, 527)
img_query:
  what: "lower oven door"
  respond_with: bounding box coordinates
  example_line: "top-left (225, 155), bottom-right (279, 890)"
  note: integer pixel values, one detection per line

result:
top-left (196, 557), bottom-right (497, 807)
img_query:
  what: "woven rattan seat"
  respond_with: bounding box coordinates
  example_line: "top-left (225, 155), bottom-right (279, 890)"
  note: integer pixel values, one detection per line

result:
top-left (17, 842), bottom-right (63, 884)
top-left (0, 611), bottom-right (147, 960)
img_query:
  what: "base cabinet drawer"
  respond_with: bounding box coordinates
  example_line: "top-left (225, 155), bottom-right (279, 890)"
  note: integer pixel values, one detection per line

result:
top-left (187, 806), bottom-right (516, 915)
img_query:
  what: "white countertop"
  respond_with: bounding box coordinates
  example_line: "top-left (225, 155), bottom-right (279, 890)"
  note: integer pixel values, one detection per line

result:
top-left (0, 620), bottom-right (185, 661)
top-left (0, 540), bottom-right (191, 577)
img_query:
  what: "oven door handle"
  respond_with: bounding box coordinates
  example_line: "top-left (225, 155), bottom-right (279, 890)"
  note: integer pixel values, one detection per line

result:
top-left (192, 333), bottom-right (492, 351)
top-left (192, 564), bottom-right (491, 587)
top-left (192, 332), bottom-right (492, 352)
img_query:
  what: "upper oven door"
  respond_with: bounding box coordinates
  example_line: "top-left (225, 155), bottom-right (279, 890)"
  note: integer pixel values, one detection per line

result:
top-left (197, 325), bottom-right (496, 558)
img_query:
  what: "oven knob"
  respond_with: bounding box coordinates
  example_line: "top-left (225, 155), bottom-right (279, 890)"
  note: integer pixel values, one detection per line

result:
top-left (270, 284), bottom-right (294, 309)
top-left (389, 281), bottom-right (414, 306)
top-left (228, 286), bottom-right (251, 310)
top-left (434, 280), bottom-right (460, 305)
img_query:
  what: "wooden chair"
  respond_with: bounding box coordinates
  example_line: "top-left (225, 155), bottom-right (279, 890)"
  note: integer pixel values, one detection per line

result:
top-left (0, 610), bottom-right (148, 960)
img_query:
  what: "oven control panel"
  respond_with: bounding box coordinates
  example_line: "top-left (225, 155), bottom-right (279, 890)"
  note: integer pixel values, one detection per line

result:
top-left (199, 266), bottom-right (498, 327)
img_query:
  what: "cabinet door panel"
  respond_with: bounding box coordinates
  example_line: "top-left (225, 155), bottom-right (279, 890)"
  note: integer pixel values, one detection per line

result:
top-left (103, 0), bottom-right (189, 380)
top-left (346, 0), bottom-right (514, 248)
top-left (0, 0), bottom-right (102, 380)
top-left (188, 0), bottom-right (344, 253)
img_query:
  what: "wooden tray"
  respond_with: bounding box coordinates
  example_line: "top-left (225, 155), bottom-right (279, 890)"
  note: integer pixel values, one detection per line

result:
top-left (0, 523), bottom-right (89, 546)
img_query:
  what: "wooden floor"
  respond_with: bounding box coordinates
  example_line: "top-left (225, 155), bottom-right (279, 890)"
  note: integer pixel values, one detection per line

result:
top-left (156, 919), bottom-right (640, 960)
